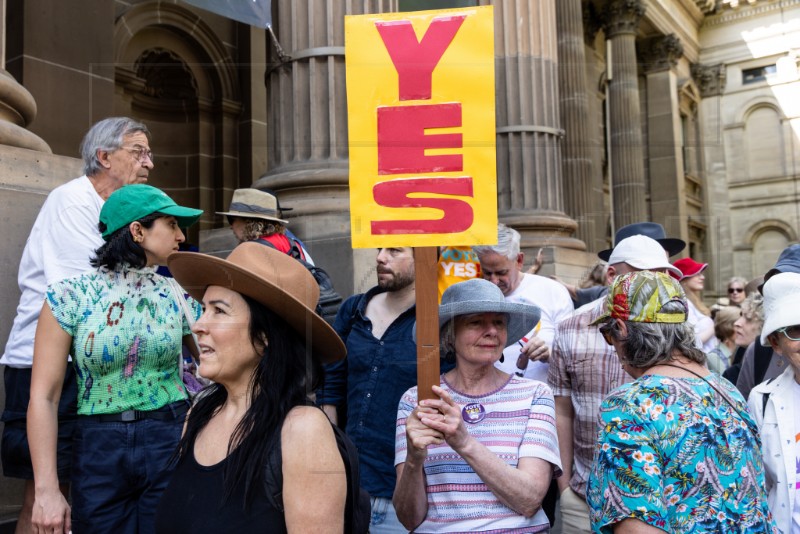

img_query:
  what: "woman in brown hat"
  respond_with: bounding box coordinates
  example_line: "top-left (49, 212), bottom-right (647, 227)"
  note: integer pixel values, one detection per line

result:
top-left (154, 242), bottom-right (347, 533)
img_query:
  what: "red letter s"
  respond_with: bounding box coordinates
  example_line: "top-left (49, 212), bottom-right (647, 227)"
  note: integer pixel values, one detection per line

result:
top-left (370, 177), bottom-right (473, 235)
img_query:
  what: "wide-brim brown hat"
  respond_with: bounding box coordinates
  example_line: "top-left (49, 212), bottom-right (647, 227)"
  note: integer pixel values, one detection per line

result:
top-left (167, 241), bottom-right (345, 364)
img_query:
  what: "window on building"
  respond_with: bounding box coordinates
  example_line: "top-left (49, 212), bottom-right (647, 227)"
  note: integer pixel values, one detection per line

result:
top-left (745, 106), bottom-right (785, 180)
top-left (399, 0), bottom-right (477, 11)
top-left (753, 229), bottom-right (789, 276)
top-left (742, 64), bottom-right (777, 84)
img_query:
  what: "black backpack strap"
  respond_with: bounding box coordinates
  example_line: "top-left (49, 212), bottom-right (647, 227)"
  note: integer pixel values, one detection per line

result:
top-left (256, 236), bottom-right (305, 261)
top-left (760, 376), bottom-right (777, 417)
top-left (287, 237), bottom-right (306, 261)
top-left (752, 338), bottom-right (774, 386)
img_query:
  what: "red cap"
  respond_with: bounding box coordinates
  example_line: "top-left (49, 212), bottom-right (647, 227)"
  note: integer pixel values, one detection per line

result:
top-left (671, 257), bottom-right (708, 280)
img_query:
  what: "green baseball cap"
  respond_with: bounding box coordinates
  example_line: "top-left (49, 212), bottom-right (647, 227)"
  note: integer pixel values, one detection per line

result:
top-left (590, 271), bottom-right (688, 325)
top-left (100, 184), bottom-right (203, 239)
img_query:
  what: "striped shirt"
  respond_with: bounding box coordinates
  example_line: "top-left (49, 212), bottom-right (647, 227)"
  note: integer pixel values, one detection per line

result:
top-left (547, 298), bottom-right (631, 498)
top-left (395, 375), bottom-right (561, 533)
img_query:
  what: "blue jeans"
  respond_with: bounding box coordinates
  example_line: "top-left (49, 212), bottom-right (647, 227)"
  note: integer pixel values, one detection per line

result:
top-left (70, 402), bottom-right (186, 534)
top-left (370, 496), bottom-right (409, 533)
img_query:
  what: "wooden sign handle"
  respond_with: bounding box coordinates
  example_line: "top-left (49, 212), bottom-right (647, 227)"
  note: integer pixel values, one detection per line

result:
top-left (415, 246), bottom-right (440, 401)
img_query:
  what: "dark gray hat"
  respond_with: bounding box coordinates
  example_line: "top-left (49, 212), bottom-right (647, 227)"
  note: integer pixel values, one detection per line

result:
top-left (759, 243), bottom-right (800, 293)
top-left (598, 222), bottom-right (685, 261)
top-left (439, 279), bottom-right (541, 346)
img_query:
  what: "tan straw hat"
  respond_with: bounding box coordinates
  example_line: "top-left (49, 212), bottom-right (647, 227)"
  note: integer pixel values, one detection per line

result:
top-left (216, 188), bottom-right (288, 224)
top-left (167, 241), bottom-right (345, 363)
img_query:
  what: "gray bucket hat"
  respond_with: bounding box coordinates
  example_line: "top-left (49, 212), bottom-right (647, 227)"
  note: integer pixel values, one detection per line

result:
top-left (439, 279), bottom-right (541, 347)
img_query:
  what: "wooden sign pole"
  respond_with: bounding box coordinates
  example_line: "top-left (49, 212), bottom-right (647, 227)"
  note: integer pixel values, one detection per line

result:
top-left (414, 246), bottom-right (440, 401)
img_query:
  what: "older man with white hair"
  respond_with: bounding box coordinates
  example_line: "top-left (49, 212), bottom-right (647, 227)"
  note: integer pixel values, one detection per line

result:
top-left (473, 224), bottom-right (573, 383)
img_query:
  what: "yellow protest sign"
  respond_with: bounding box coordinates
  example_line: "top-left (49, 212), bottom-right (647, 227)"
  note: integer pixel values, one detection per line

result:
top-left (346, 6), bottom-right (497, 248)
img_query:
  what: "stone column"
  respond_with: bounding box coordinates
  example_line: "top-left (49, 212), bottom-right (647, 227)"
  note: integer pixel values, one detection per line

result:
top-left (0, 0), bottom-right (50, 153)
top-left (693, 63), bottom-right (733, 287)
top-left (255, 1), bottom-right (396, 296)
top-left (640, 34), bottom-right (687, 247)
top-left (602, 0), bottom-right (646, 229)
top-left (556, 0), bottom-right (605, 253)
top-left (491, 0), bottom-right (584, 259)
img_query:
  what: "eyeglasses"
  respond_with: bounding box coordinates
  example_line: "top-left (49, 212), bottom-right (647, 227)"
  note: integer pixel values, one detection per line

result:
top-left (778, 325), bottom-right (800, 341)
top-left (728, 287), bottom-right (744, 294)
top-left (599, 321), bottom-right (616, 345)
top-left (122, 146), bottom-right (154, 163)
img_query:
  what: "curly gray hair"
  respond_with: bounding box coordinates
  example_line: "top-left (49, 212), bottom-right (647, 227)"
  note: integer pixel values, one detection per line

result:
top-left (613, 300), bottom-right (706, 369)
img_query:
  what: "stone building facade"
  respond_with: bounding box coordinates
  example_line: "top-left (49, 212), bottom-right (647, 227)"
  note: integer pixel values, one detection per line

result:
top-left (0, 0), bottom-right (798, 523)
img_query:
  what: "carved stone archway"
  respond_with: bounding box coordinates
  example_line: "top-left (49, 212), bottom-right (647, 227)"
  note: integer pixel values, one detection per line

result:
top-left (114, 2), bottom-right (243, 236)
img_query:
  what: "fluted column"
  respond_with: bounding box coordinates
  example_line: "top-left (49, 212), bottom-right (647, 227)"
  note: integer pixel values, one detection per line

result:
top-left (640, 34), bottom-right (688, 247)
top-left (0, 0), bottom-right (50, 153)
top-left (556, 0), bottom-right (604, 252)
top-left (603, 0), bottom-right (646, 228)
top-left (491, 0), bottom-right (584, 253)
top-left (255, 1), bottom-right (396, 295)
top-left (694, 63), bottom-right (732, 296)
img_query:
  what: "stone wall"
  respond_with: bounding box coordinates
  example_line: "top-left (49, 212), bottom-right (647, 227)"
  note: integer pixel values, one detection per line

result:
top-left (0, 145), bottom-right (82, 524)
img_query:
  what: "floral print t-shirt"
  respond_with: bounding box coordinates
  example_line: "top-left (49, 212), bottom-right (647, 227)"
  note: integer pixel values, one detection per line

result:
top-left (47, 265), bottom-right (198, 415)
top-left (588, 374), bottom-right (777, 534)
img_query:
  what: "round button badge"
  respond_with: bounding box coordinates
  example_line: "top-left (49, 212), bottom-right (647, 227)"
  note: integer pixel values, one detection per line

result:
top-left (461, 402), bottom-right (486, 424)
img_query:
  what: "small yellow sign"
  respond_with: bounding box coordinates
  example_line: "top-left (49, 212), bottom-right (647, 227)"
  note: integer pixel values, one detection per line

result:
top-left (346, 6), bottom-right (497, 248)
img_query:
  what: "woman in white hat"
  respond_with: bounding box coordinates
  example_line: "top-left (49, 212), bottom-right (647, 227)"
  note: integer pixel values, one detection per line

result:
top-left (393, 278), bottom-right (561, 533)
top-left (748, 272), bottom-right (800, 534)
top-left (154, 241), bottom-right (347, 533)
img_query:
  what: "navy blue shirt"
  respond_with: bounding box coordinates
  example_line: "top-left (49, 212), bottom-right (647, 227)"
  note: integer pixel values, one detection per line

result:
top-left (317, 286), bottom-right (452, 498)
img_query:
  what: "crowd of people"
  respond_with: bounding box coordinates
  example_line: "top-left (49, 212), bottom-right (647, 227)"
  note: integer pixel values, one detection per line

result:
top-left (1, 116), bottom-right (798, 533)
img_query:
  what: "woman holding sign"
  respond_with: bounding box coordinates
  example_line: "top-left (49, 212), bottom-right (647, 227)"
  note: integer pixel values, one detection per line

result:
top-left (393, 278), bottom-right (561, 532)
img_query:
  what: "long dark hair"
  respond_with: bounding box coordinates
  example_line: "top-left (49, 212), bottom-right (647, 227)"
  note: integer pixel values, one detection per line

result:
top-left (175, 294), bottom-right (322, 507)
top-left (91, 213), bottom-right (163, 270)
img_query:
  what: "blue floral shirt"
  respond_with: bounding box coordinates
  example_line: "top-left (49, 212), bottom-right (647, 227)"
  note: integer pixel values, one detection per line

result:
top-left (588, 374), bottom-right (777, 533)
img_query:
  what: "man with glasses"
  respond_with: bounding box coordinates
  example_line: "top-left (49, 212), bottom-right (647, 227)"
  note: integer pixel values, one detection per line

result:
top-left (548, 229), bottom-right (684, 533)
top-left (748, 272), bottom-right (800, 534)
top-left (1, 117), bottom-right (153, 533)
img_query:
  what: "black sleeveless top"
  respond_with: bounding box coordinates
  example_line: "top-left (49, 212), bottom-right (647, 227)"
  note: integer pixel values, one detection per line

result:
top-left (155, 444), bottom-right (286, 533)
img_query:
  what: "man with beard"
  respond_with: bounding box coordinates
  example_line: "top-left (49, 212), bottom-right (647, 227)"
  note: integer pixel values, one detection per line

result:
top-left (319, 247), bottom-right (452, 533)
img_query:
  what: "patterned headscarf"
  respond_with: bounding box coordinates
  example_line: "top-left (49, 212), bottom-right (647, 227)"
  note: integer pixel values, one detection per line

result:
top-left (590, 271), bottom-right (688, 325)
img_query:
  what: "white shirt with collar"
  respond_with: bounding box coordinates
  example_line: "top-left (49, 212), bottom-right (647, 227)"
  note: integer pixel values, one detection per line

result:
top-left (748, 365), bottom-right (800, 533)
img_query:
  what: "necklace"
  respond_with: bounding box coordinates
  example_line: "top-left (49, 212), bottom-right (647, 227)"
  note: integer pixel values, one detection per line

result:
top-left (647, 362), bottom-right (708, 378)
top-left (647, 363), bottom-right (758, 439)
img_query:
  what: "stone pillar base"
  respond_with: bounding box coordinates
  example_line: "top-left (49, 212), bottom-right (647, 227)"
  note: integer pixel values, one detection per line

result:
top-left (502, 211), bottom-right (586, 252)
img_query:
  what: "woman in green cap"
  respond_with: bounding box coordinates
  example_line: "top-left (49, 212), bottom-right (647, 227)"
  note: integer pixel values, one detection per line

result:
top-left (27, 184), bottom-right (202, 534)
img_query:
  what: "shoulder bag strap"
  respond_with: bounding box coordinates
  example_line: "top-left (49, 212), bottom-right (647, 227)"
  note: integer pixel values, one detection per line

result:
top-left (166, 277), bottom-right (200, 380)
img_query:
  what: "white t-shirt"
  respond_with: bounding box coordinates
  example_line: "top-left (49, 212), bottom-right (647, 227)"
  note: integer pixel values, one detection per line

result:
top-left (494, 273), bottom-right (574, 383)
top-left (1, 176), bottom-right (104, 367)
top-left (686, 299), bottom-right (716, 353)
